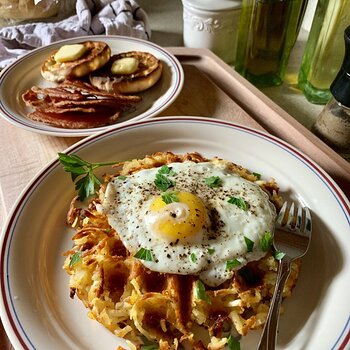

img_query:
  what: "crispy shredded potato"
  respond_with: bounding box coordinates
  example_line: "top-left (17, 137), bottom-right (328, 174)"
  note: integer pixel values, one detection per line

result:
top-left (63, 152), bottom-right (300, 349)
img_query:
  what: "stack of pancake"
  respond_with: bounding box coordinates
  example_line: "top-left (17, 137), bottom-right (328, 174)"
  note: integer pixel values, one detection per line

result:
top-left (22, 41), bottom-right (163, 129)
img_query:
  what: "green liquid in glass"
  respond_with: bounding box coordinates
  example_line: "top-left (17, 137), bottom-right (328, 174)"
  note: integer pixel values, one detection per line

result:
top-left (235, 0), bottom-right (306, 87)
top-left (298, 0), bottom-right (350, 104)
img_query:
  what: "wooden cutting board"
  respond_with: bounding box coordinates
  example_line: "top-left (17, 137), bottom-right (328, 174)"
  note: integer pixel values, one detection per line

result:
top-left (0, 47), bottom-right (349, 349)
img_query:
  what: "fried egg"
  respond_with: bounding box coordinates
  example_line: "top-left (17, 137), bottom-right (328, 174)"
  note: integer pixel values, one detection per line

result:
top-left (99, 160), bottom-right (276, 287)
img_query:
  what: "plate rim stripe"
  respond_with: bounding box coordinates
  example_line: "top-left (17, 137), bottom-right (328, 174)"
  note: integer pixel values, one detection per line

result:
top-left (1, 116), bottom-right (349, 349)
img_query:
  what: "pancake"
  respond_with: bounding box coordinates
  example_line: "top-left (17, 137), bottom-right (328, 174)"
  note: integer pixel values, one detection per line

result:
top-left (41, 41), bottom-right (111, 83)
top-left (89, 51), bottom-right (163, 94)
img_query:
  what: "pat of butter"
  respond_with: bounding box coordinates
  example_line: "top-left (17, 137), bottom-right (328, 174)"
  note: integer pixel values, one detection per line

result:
top-left (54, 44), bottom-right (87, 63)
top-left (111, 57), bottom-right (139, 75)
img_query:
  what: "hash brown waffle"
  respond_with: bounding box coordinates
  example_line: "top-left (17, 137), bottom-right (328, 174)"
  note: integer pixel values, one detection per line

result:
top-left (63, 152), bottom-right (300, 350)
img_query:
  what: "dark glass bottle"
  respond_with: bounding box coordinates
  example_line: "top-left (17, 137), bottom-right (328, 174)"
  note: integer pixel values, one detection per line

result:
top-left (313, 26), bottom-right (350, 153)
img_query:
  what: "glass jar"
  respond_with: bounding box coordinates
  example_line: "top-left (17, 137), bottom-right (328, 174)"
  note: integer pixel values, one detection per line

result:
top-left (182, 0), bottom-right (242, 64)
top-left (298, 0), bottom-right (350, 104)
top-left (313, 99), bottom-right (350, 151)
top-left (312, 25), bottom-right (350, 153)
top-left (235, 0), bottom-right (307, 87)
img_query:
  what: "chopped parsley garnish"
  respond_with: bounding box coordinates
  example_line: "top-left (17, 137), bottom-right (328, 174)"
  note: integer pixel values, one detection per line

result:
top-left (134, 248), bottom-right (154, 261)
top-left (158, 165), bottom-right (176, 176)
top-left (161, 191), bottom-right (179, 204)
top-left (140, 336), bottom-right (159, 350)
top-left (69, 252), bottom-right (81, 268)
top-left (195, 280), bottom-right (211, 304)
top-left (117, 175), bottom-right (127, 180)
top-left (244, 236), bottom-right (254, 252)
top-left (227, 335), bottom-right (241, 350)
top-left (190, 252), bottom-right (197, 262)
top-left (253, 172), bottom-right (261, 180)
top-left (207, 248), bottom-right (215, 255)
top-left (58, 153), bottom-right (121, 201)
top-left (260, 231), bottom-right (273, 252)
top-left (228, 196), bottom-right (248, 211)
top-left (204, 176), bottom-right (222, 188)
top-left (225, 258), bottom-right (241, 270)
top-left (154, 166), bottom-right (176, 191)
top-left (273, 250), bottom-right (286, 260)
top-left (154, 173), bottom-right (175, 191)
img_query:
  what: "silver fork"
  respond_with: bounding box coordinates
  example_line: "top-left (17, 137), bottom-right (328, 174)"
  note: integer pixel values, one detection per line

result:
top-left (257, 201), bottom-right (312, 350)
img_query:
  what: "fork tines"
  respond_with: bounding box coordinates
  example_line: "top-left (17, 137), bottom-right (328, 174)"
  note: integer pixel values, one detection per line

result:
top-left (277, 201), bottom-right (312, 234)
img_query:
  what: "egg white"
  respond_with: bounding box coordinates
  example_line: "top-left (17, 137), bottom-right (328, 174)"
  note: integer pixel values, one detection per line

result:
top-left (99, 161), bottom-right (276, 287)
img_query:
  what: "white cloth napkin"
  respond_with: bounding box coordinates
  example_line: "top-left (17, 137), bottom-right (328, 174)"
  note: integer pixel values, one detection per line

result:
top-left (0, 0), bottom-right (150, 69)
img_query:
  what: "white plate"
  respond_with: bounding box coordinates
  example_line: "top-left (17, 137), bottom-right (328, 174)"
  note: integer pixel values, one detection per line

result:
top-left (1, 117), bottom-right (349, 350)
top-left (0, 36), bottom-right (184, 137)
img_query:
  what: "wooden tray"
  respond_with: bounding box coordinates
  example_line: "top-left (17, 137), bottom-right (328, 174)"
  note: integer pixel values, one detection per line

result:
top-left (0, 47), bottom-right (349, 349)
top-left (164, 48), bottom-right (350, 197)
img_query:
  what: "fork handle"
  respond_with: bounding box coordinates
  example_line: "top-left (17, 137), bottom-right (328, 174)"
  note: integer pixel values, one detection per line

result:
top-left (257, 258), bottom-right (292, 350)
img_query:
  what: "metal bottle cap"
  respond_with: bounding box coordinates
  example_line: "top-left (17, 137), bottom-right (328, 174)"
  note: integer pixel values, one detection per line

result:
top-left (330, 25), bottom-right (350, 108)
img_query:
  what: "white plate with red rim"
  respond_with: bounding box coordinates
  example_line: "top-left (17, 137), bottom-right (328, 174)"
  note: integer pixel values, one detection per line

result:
top-left (0, 117), bottom-right (349, 349)
top-left (0, 35), bottom-right (184, 137)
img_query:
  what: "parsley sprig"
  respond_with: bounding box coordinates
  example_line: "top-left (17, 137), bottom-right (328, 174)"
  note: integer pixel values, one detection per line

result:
top-left (195, 280), bottom-right (211, 304)
top-left (154, 165), bottom-right (176, 191)
top-left (158, 165), bottom-right (177, 176)
top-left (190, 252), bottom-right (197, 262)
top-left (58, 153), bottom-right (121, 201)
top-left (161, 191), bottom-right (179, 204)
top-left (253, 172), bottom-right (261, 180)
top-left (204, 176), bottom-right (222, 188)
top-left (134, 248), bottom-right (154, 261)
top-left (273, 250), bottom-right (286, 260)
top-left (69, 252), bottom-right (81, 268)
top-left (260, 231), bottom-right (273, 252)
top-left (244, 236), bottom-right (254, 252)
top-left (140, 336), bottom-right (159, 350)
top-left (228, 196), bottom-right (248, 211)
top-left (226, 258), bottom-right (241, 270)
top-left (227, 335), bottom-right (241, 350)
top-left (207, 248), bottom-right (215, 255)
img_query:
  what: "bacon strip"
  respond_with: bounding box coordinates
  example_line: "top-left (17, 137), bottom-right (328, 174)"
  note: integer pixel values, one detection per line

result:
top-left (22, 79), bottom-right (142, 129)
top-left (27, 107), bottom-right (121, 129)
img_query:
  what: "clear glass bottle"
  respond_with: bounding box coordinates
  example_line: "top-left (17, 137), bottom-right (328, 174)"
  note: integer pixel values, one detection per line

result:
top-left (235, 0), bottom-right (308, 87)
top-left (313, 25), bottom-right (350, 153)
top-left (298, 0), bottom-right (350, 104)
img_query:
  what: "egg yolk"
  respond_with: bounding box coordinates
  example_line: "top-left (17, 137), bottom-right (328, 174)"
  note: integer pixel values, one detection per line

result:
top-left (148, 192), bottom-right (207, 240)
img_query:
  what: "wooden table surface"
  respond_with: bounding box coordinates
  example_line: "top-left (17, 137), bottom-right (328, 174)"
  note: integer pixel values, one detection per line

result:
top-left (0, 48), bottom-right (349, 349)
